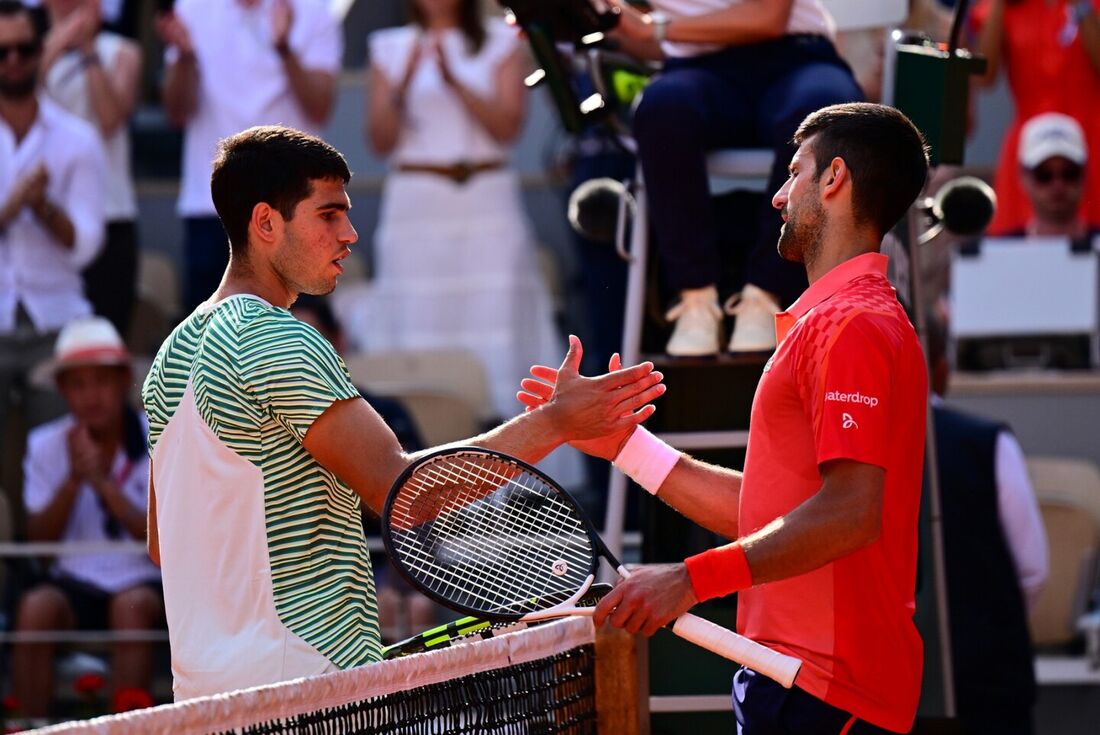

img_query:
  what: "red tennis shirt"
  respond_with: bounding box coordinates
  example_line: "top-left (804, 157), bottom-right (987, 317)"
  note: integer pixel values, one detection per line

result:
top-left (737, 252), bottom-right (927, 732)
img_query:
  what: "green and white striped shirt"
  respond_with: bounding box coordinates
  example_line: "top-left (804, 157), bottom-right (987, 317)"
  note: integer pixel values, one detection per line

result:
top-left (143, 295), bottom-right (381, 699)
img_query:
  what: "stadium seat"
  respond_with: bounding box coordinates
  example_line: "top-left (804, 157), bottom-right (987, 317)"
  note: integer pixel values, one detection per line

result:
top-left (343, 349), bottom-right (495, 446)
top-left (1026, 457), bottom-right (1100, 647)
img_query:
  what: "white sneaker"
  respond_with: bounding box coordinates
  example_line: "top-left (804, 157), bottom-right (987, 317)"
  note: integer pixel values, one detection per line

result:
top-left (665, 286), bottom-right (723, 356)
top-left (725, 283), bottom-right (779, 352)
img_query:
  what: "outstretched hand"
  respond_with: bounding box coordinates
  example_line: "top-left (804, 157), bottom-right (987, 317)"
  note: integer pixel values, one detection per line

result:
top-left (518, 343), bottom-right (663, 459)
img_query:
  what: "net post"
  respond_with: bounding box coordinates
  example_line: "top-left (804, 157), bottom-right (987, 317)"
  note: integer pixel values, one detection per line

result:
top-left (595, 622), bottom-right (650, 735)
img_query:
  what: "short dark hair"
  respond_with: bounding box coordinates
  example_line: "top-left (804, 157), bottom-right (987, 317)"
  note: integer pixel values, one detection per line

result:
top-left (210, 126), bottom-right (351, 254)
top-left (793, 103), bottom-right (930, 238)
top-left (0, 1), bottom-right (44, 43)
top-left (410, 0), bottom-right (485, 54)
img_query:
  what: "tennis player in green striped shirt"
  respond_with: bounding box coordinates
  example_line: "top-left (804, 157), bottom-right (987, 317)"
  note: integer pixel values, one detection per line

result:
top-left (141, 126), bottom-right (665, 701)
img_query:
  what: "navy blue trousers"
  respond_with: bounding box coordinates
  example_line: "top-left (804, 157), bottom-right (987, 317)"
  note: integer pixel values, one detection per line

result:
top-left (633, 35), bottom-right (863, 306)
top-left (734, 668), bottom-right (894, 735)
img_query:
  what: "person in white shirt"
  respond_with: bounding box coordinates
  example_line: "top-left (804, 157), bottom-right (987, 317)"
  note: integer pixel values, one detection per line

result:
top-left (155, 0), bottom-right (342, 314)
top-left (608, 0), bottom-right (863, 356)
top-left (0, 0), bottom-right (107, 471)
top-left (41, 0), bottom-right (142, 337)
top-left (12, 317), bottom-right (162, 718)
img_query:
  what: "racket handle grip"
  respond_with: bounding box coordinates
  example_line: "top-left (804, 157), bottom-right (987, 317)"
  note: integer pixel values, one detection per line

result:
top-left (671, 613), bottom-right (802, 688)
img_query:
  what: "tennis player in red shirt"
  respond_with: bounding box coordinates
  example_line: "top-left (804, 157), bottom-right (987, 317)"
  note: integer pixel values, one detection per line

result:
top-left (521, 102), bottom-right (931, 733)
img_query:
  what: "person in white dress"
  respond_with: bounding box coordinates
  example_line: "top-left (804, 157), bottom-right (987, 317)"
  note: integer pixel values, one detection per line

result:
top-left (358, 0), bottom-right (582, 485)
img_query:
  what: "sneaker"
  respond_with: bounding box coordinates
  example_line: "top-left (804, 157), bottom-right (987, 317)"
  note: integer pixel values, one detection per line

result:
top-left (665, 286), bottom-right (723, 356)
top-left (725, 283), bottom-right (779, 352)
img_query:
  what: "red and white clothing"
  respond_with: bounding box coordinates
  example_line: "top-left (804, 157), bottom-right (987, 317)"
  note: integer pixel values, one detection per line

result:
top-left (971, 0), bottom-right (1100, 234)
top-left (738, 252), bottom-right (927, 732)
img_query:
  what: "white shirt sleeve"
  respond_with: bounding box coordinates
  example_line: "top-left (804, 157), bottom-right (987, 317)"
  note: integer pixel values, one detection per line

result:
top-left (23, 422), bottom-right (71, 516)
top-left (61, 130), bottom-right (108, 269)
top-left (995, 431), bottom-right (1050, 611)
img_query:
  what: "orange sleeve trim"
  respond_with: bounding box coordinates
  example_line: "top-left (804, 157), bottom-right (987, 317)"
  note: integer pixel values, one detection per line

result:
top-left (684, 543), bottom-right (753, 602)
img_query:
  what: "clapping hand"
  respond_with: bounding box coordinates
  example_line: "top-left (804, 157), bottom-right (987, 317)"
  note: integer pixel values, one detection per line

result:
top-left (154, 10), bottom-right (194, 56)
top-left (67, 424), bottom-right (108, 486)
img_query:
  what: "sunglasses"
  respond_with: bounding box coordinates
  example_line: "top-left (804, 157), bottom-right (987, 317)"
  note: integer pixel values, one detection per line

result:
top-left (1031, 163), bottom-right (1084, 185)
top-left (0, 41), bottom-right (39, 62)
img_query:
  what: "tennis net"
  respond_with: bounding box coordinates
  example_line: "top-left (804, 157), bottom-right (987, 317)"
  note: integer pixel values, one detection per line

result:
top-left (27, 617), bottom-right (632, 735)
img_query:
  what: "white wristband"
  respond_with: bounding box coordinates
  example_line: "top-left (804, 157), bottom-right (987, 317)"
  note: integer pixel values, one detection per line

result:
top-left (612, 426), bottom-right (680, 495)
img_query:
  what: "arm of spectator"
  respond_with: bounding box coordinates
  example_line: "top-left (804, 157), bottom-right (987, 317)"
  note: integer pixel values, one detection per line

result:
top-left (365, 37), bottom-right (421, 156)
top-left (0, 165), bottom-right (44, 230)
top-left (272, 0), bottom-right (337, 125)
top-left (156, 11), bottom-right (199, 129)
top-left (83, 37), bottom-right (142, 138)
top-left (39, 5), bottom-right (93, 80)
top-left (437, 42), bottom-right (526, 145)
top-left (48, 133), bottom-right (107, 267)
top-left (1079, 1), bottom-right (1100, 76)
top-left (277, 49), bottom-right (337, 125)
top-left (610, 0), bottom-right (792, 47)
top-left (973, 0), bottom-right (1004, 85)
top-left (24, 425), bottom-right (84, 542)
top-left (365, 62), bottom-right (401, 156)
top-left (19, 163), bottom-right (80, 253)
top-left (147, 471), bottom-right (160, 566)
top-left (995, 431), bottom-right (1049, 611)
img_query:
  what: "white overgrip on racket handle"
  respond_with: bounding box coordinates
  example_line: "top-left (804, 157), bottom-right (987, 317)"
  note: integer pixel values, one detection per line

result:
top-left (670, 614), bottom-right (802, 688)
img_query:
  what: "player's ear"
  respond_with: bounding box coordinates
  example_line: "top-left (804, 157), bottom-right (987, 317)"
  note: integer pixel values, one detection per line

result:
top-left (821, 156), bottom-right (848, 199)
top-left (251, 202), bottom-right (282, 246)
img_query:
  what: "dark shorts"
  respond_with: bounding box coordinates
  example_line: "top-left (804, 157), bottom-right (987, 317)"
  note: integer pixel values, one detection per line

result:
top-left (49, 576), bottom-right (163, 632)
top-left (733, 667), bottom-right (893, 735)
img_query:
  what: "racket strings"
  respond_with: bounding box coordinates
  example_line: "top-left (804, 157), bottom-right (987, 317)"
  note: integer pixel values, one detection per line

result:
top-left (388, 455), bottom-right (596, 616)
top-left (396, 459), bottom-right (591, 610)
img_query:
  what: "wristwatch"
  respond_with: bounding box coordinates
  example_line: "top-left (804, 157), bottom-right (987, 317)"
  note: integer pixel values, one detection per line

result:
top-left (647, 11), bottom-right (670, 44)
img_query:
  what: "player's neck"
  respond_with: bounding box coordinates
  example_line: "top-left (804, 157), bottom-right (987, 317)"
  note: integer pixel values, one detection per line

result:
top-left (804, 225), bottom-right (880, 285)
top-left (212, 257), bottom-right (294, 308)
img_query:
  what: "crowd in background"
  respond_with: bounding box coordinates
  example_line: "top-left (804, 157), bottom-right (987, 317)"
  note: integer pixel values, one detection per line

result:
top-left (0, 0), bottom-right (1096, 726)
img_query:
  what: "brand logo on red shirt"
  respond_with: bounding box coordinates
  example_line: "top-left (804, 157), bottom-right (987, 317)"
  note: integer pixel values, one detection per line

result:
top-left (842, 412), bottom-right (859, 429)
top-left (825, 390), bottom-right (879, 408)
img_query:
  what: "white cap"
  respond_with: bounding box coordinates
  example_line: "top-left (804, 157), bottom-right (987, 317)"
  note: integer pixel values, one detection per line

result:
top-left (1018, 113), bottom-right (1087, 169)
top-left (35, 317), bottom-right (132, 385)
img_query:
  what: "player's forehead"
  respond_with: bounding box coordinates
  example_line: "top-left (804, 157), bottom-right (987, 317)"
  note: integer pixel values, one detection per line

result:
top-left (302, 177), bottom-right (351, 208)
top-left (789, 137), bottom-right (818, 171)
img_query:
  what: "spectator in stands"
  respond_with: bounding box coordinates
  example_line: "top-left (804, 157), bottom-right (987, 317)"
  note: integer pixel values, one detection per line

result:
top-left (0, 0), bottom-right (106, 480)
top-left (1008, 112), bottom-right (1100, 244)
top-left (609, 0), bottom-right (863, 355)
top-left (973, 0), bottom-right (1100, 235)
top-left (156, 0), bottom-right (342, 314)
top-left (927, 309), bottom-right (1048, 735)
top-left (289, 294), bottom-right (438, 642)
top-left (41, 0), bottom-right (142, 338)
top-left (360, 0), bottom-right (571, 434)
top-left (12, 317), bottom-right (163, 717)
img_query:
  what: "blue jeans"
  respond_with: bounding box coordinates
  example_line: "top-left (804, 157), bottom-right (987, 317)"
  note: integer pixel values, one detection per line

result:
top-left (633, 35), bottom-right (863, 306)
top-left (733, 667), bottom-right (892, 734)
top-left (183, 216), bottom-right (229, 315)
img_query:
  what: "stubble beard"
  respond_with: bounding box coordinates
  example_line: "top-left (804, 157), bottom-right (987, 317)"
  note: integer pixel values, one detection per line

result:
top-left (776, 197), bottom-right (825, 268)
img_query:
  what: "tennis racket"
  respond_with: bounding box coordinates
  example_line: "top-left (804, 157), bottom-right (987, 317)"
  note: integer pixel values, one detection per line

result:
top-left (382, 583), bottom-right (613, 659)
top-left (382, 447), bottom-right (802, 687)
